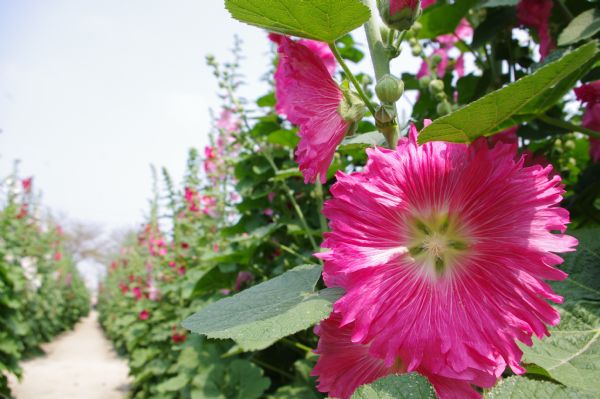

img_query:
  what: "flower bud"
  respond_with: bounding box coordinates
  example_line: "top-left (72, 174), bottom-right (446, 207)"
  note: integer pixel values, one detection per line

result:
top-left (338, 89), bottom-right (367, 122)
top-left (418, 76), bottom-right (431, 89)
top-left (437, 100), bottom-right (452, 116)
top-left (431, 54), bottom-right (443, 66)
top-left (375, 104), bottom-right (397, 124)
top-left (375, 74), bottom-right (405, 104)
top-left (428, 79), bottom-right (445, 95)
top-left (377, 0), bottom-right (422, 32)
top-left (411, 45), bottom-right (422, 57)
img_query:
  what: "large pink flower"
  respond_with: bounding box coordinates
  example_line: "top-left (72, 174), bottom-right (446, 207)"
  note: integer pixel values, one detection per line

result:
top-left (270, 34), bottom-right (352, 184)
top-left (517, 0), bottom-right (554, 58)
top-left (575, 81), bottom-right (600, 162)
top-left (318, 124), bottom-right (577, 391)
top-left (313, 313), bottom-right (481, 399)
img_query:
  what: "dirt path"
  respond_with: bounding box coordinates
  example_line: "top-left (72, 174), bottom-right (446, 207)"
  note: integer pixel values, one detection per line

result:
top-left (10, 311), bottom-right (130, 399)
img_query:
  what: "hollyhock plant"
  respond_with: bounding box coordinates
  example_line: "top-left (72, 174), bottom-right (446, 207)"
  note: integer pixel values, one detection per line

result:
top-left (318, 124), bottom-right (577, 392)
top-left (575, 81), bottom-right (600, 162)
top-left (216, 109), bottom-right (240, 133)
top-left (313, 313), bottom-right (480, 399)
top-left (517, 0), bottom-right (554, 59)
top-left (270, 33), bottom-right (364, 184)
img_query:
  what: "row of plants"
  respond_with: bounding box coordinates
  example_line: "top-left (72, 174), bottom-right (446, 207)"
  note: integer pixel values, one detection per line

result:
top-left (99, 0), bottom-right (600, 398)
top-left (0, 173), bottom-right (91, 398)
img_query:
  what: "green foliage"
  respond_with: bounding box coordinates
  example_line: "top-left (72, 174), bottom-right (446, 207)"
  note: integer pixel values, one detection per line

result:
top-left (183, 265), bottom-right (342, 351)
top-left (224, 0), bottom-right (370, 42)
top-left (558, 9), bottom-right (600, 46)
top-left (486, 376), bottom-right (591, 399)
top-left (417, 0), bottom-right (477, 39)
top-left (419, 41), bottom-right (600, 143)
top-left (350, 374), bottom-right (437, 399)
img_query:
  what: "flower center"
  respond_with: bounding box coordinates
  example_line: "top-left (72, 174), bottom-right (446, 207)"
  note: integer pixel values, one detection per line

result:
top-left (406, 212), bottom-right (470, 278)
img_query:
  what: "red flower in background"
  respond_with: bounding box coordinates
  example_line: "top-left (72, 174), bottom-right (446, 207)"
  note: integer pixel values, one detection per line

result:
top-left (21, 177), bottom-right (33, 193)
top-left (54, 252), bottom-right (62, 261)
top-left (517, 0), bottom-right (554, 59)
top-left (575, 81), bottom-right (600, 162)
top-left (139, 310), bottom-right (150, 320)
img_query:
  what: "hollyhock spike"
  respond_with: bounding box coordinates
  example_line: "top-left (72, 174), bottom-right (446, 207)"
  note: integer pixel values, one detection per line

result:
top-left (319, 123), bottom-right (577, 392)
top-left (270, 34), bottom-right (353, 184)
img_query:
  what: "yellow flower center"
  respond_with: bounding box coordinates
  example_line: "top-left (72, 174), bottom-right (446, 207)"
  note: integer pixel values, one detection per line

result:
top-left (406, 212), bottom-right (470, 278)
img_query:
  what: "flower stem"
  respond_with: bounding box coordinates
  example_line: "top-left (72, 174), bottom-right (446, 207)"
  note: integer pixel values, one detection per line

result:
top-left (361, 0), bottom-right (399, 148)
top-left (538, 114), bottom-right (600, 139)
top-left (556, 0), bottom-right (574, 21)
top-left (329, 43), bottom-right (377, 116)
top-left (314, 180), bottom-right (328, 234)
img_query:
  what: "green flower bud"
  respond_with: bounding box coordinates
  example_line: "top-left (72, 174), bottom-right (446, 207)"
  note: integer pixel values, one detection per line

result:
top-left (375, 104), bottom-right (397, 124)
top-left (564, 140), bottom-right (576, 151)
top-left (434, 92), bottom-right (447, 101)
top-left (338, 89), bottom-right (367, 122)
top-left (377, 0), bottom-right (422, 32)
top-left (411, 21), bottom-right (422, 33)
top-left (431, 54), bottom-right (443, 66)
top-left (411, 45), bottom-right (422, 57)
top-left (428, 79), bottom-right (444, 95)
top-left (437, 100), bottom-right (452, 116)
top-left (418, 76), bottom-right (431, 89)
top-left (375, 74), bottom-right (405, 104)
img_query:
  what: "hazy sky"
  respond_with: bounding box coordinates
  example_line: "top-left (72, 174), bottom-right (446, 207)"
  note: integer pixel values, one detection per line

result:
top-left (0, 0), bottom-right (271, 231)
top-left (0, 1), bottom-right (421, 235)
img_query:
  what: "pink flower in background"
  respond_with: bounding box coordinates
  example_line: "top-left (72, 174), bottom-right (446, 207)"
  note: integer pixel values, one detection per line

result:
top-left (201, 195), bottom-right (218, 217)
top-left (517, 0), bottom-right (554, 59)
top-left (437, 18), bottom-right (473, 47)
top-left (216, 109), bottom-right (240, 133)
top-left (21, 177), bottom-right (33, 193)
top-left (139, 310), bottom-right (150, 321)
top-left (234, 271), bottom-right (255, 291)
top-left (132, 286), bottom-right (143, 301)
top-left (313, 313), bottom-right (481, 399)
top-left (318, 124), bottom-right (576, 392)
top-left (263, 208), bottom-right (274, 217)
top-left (417, 48), bottom-right (449, 78)
top-left (267, 191), bottom-right (276, 202)
top-left (147, 280), bottom-right (160, 301)
top-left (177, 266), bottom-right (186, 276)
top-left (575, 81), bottom-right (600, 162)
top-left (213, 243), bottom-right (220, 252)
top-left (184, 187), bottom-right (200, 212)
top-left (271, 34), bottom-right (352, 184)
top-left (421, 0), bottom-right (436, 8)
top-left (390, 0), bottom-right (419, 14)
top-left (119, 283), bottom-right (129, 294)
top-left (171, 327), bottom-right (187, 344)
top-left (53, 252), bottom-right (62, 261)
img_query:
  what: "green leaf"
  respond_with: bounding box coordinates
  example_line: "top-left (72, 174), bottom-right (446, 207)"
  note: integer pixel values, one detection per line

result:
top-left (339, 131), bottom-right (387, 152)
top-left (558, 9), bottom-right (600, 47)
top-left (351, 374), bottom-right (437, 399)
top-left (228, 359), bottom-right (271, 399)
top-left (477, 0), bottom-right (518, 8)
top-left (419, 41), bottom-right (600, 144)
top-left (182, 264), bottom-right (343, 351)
top-left (417, 0), bottom-right (478, 39)
top-left (486, 376), bottom-right (591, 399)
top-left (224, 0), bottom-right (371, 42)
top-left (156, 373), bottom-right (190, 393)
top-left (520, 228), bottom-right (600, 395)
top-left (267, 129), bottom-right (300, 148)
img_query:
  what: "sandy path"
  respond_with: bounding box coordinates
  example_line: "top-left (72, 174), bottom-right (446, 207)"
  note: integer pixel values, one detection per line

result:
top-left (10, 311), bottom-right (130, 399)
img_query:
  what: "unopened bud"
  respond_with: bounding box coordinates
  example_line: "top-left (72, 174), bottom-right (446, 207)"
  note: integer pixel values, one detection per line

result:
top-left (434, 92), bottom-right (447, 101)
top-left (428, 79), bottom-right (445, 95)
top-left (338, 89), bottom-right (367, 122)
top-left (431, 54), bottom-right (443, 66)
top-left (411, 45), bottom-right (422, 57)
top-left (437, 100), bottom-right (452, 116)
top-left (418, 76), bottom-right (431, 89)
top-left (375, 75), bottom-right (405, 104)
top-left (375, 104), bottom-right (397, 124)
top-left (377, 0), bottom-right (422, 32)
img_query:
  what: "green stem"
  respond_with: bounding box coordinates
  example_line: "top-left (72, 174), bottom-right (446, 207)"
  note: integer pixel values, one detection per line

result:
top-left (329, 43), bottom-right (377, 116)
top-left (556, 0), bottom-right (574, 21)
top-left (314, 180), bottom-right (328, 234)
top-left (361, 0), bottom-right (399, 147)
top-left (277, 243), bottom-right (314, 264)
top-left (250, 357), bottom-right (295, 380)
top-left (282, 338), bottom-right (313, 353)
top-left (394, 30), bottom-right (407, 50)
top-left (538, 114), bottom-right (600, 139)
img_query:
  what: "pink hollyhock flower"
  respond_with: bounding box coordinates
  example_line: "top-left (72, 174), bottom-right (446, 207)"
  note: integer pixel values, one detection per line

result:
top-left (437, 18), bottom-right (473, 47)
top-left (390, 0), bottom-right (419, 14)
top-left (53, 252), bottom-right (62, 261)
top-left (270, 34), bottom-right (356, 184)
top-left (263, 208), bottom-right (274, 217)
top-left (178, 266), bottom-right (186, 276)
top-left (119, 283), bottom-right (129, 294)
top-left (318, 124), bottom-right (577, 391)
top-left (517, 0), bottom-right (554, 59)
top-left (216, 109), bottom-right (240, 133)
top-left (184, 187), bottom-right (200, 212)
top-left (417, 48), bottom-right (449, 79)
top-left (132, 286), bottom-right (143, 301)
top-left (455, 55), bottom-right (465, 78)
top-left (234, 271), bottom-right (255, 291)
top-left (21, 177), bottom-right (33, 193)
top-left (422, 0), bottom-right (436, 8)
top-left (575, 81), bottom-right (600, 162)
top-left (313, 313), bottom-right (481, 399)
top-left (171, 330), bottom-right (187, 344)
top-left (139, 310), bottom-right (150, 321)
top-left (267, 191), bottom-right (276, 202)
top-left (489, 126), bottom-right (519, 146)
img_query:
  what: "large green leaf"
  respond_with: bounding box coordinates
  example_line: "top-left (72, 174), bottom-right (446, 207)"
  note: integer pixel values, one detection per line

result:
top-left (224, 0), bottom-right (370, 42)
top-left (520, 228), bottom-right (600, 395)
top-left (417, 0), bottom-right (477, 39)
top-left (182, 264), bottom-right (343, 351)
top-left (558, 9), bottom-right (600, 47)
top-left (418, 41), bottom-right (600, 144)
top-left (350, 374), bottom-right (436, 399)
top-left (486, 376), bottom-right (591, 399)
